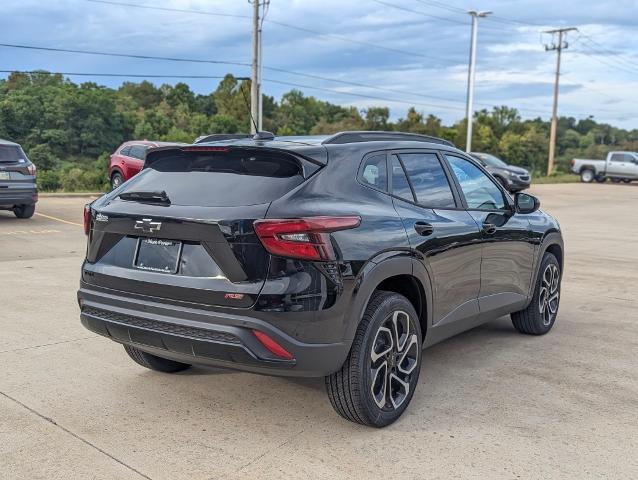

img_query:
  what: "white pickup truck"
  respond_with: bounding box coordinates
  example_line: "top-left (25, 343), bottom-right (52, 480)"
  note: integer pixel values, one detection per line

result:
top-left (571, 151), bottom-right (638, 183)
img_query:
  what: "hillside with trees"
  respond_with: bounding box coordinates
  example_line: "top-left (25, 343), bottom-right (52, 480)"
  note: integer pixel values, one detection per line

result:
top-left (0, 71), bottom-right (636, 191)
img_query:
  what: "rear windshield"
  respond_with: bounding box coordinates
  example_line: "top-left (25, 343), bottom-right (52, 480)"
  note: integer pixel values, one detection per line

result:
top-left (122, 149), bottom-right (305, 207)
top-left (0, 145), bottom-right (27, 163)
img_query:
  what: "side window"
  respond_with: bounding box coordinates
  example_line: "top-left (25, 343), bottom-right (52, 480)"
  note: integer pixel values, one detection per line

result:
top-left (446, 155), bottom-right (505, 210)
top-left (120, 145), bottom-right (132, 156)
top-left (609, 153), bottom-right (624, 162)
top-left (130, 145), bottom-right (149, 160)
top-left (391, 155), bottom-right (415, 202)
top-left (359, 154), bottom-right (387, 191)
top-left (399, 153), bottom-right (456, 208)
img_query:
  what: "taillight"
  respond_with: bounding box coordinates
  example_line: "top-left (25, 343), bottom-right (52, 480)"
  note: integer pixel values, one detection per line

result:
top-left (27, 164), bottom-right (36, 176)
top-left (253, 216), bottom-right (361, 261)
top-left (570, 159), bottom-right (575, 167)
top-left (252, 330), bottom-right (294, 360)
top-left (83, 204), bottom-right (92, 235)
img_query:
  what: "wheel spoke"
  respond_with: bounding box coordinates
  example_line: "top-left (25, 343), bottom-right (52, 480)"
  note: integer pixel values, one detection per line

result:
top-left (389, 373), bottom-right (410, 409)
top-left (397, 334), bottom-right (418, 375)
top-left (538, 286), bottom-right (548, 313)
top-left (371, 361), bottom-right (388, 408)
top-left (371, 327), bottom-right (393, 363)
top-left (548, 292), bottom-right (560, 314)
top-left (391, 310), bottom-right (410, 352)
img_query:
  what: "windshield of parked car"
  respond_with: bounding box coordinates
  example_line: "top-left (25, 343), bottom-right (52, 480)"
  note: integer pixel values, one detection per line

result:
top-left (475, 153), bottom-right (507, 168)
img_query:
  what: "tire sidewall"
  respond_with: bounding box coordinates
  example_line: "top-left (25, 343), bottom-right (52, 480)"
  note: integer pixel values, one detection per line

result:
top-left (111, 172), bottom-right (123, 190)
top-left (355, 293), bottom-right (422, 427)
top-left (581, 169), bottom-right (594, 183)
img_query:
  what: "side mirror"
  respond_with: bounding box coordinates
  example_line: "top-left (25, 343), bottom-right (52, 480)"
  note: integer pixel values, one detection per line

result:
top-left (515, 192), bottom-right (540, 214)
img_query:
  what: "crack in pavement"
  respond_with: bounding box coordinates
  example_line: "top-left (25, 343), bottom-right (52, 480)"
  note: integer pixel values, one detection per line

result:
top-left (230, 428), bottom-right (306, 477)
top-left (0, 390), bottom-right (152, 480)
top-left (0, 335), bottom-right (99, 354)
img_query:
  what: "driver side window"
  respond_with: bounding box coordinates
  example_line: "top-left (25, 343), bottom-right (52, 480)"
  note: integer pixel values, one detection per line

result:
top-left (445, 155), bottom-right (505, 210)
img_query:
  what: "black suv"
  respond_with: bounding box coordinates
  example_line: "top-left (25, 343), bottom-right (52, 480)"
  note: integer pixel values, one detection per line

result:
top-left (0, 139), bottom-right (37, 218)
top-left (78, 131), bottom-right (563, 427)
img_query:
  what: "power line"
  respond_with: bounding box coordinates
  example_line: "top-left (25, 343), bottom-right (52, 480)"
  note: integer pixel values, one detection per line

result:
top-left (84, 0), bottom-right (450, 63)
top-left (0, 43), bottom-right (252, 68)
top-left (0, 42), bottom-right (469, 108)
top-left (0, 70), bottom-right (243, 80)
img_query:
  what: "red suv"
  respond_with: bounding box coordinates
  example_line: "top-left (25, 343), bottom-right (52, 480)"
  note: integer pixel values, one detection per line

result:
top-left (108, 141), bottom-right (181, 189)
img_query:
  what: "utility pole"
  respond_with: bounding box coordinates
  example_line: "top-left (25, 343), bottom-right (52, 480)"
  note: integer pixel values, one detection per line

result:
top-left (465, 10), bottom-right (491, 153)
top-left (544, 27), bottom-right (577, 176)
top-left (250, 0), bottom-right (260, 134)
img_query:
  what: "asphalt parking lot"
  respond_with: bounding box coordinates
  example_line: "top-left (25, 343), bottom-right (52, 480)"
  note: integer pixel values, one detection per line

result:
top-left (1, 184), bottom-right (637, 480)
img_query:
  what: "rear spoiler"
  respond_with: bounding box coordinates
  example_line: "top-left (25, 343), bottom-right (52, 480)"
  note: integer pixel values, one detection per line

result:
top-left (144, 145), bottom-right (325, 178)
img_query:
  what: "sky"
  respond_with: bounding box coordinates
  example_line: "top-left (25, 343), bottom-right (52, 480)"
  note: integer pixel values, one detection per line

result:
top-left (1, 0), bottom-right (637, 128)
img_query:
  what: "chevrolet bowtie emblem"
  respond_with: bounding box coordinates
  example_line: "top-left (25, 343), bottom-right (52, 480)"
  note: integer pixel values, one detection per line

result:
top-left (134, 218), bottom-right (162, 233)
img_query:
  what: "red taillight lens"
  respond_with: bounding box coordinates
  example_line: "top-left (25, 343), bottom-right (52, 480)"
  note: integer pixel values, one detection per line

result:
top-left (253, 216), bottom-right (361, 261)
top-left (83, 204), bottom-right (92, 235)
top-left (27, 164), bottom-right (37, 176)
top-left (252, 330), bottom-right (294, 360)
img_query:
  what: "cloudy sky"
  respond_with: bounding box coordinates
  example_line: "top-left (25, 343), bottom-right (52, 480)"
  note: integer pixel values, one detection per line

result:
top-left (1, 0), bottom-right (637, 128)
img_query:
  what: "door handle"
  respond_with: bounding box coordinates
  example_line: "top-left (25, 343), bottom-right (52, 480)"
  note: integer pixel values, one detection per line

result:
top-left (482, 222), bottom-right (497, 235)
top-left (414, 221), bottom-right (434, 236)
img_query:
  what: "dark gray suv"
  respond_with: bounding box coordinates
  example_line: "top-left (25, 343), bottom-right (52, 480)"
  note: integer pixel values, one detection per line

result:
top-left (471, 152), bottom-right (531, 192)
top-left (0, 139), bottom-right (37, 218)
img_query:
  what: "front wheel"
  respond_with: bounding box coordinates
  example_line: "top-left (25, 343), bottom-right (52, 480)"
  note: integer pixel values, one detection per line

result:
top-left (580, 169), bottom-right (595, 183)
top-left (622, 178), bottom-right (632, 184)
top-left (511, 252), bottom-right (561, 335)
top-left (594, 175), bottom-right (606, 183)
top-left (610, 178), bottom-right (622, 183)
top-left (325, 291), bottom-right (422, 427)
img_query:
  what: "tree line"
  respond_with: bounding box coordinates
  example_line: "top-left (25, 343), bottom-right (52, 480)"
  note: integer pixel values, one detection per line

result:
top-left (0, 71), bottom-right (636, 191)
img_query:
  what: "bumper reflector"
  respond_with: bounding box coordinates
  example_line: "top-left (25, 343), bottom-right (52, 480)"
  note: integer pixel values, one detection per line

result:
top-left (252, 330), bottom-right (294, 360)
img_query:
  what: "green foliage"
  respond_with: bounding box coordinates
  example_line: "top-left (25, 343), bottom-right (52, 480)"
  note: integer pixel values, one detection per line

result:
top-left (1, 70), bottom-right (637, 191)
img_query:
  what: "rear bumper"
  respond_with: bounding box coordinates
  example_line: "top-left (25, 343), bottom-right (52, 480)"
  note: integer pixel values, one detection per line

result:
top-left (0, 187), bottom-right (38, 208)
top-left (77, 284), bottom-right (350, 377)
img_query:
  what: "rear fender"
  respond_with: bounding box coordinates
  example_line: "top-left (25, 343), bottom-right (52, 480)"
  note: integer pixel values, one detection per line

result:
top-left (342, 250), bottom-right (433, 342)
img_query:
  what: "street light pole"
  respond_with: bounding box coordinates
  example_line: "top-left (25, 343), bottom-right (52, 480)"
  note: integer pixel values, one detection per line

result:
top-left (465, 10), bottom-right (491, 153)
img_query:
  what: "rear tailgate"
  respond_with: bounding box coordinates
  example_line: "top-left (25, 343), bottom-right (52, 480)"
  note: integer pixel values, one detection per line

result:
top-left (83, 146), bottom-right (321, 308)
top-left (0, 145), bottom-right (36, 204)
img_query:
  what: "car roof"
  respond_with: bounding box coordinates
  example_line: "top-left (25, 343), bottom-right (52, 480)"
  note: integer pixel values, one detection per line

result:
top-left (0, 138), bottom-right (20, 147)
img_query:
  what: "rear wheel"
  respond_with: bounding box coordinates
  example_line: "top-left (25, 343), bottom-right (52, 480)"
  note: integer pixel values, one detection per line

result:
top-left (594, 175), bottom-right (606, 183)
top-left (511, 252), bottom-right (561, 335)
top-left (622, 178), bottom-right (632, 184)
top-left (611, 178), bottom-right (622, 183)
top-left (13, 204), bottom-right (35, 219)
top-left (580, 169), bottom-right (595, 183)
top-left (123, 345), bottom-right (191, 373)
top-left (110, 172), bottom-right (124, 190)
top-left (325, 291), bottom-right (422, 427)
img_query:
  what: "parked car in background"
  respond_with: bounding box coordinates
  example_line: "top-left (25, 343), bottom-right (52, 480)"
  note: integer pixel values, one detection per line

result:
top-left (0, 139), bottom-right (37, 219)
top-left (470, 152), bottom-right (531, 192)
top-left (80, 131), bottom-right (564, 427)
top-left (108, 140), bottom-right (185, 189)
top-left (571, 151), bottom-right (638, 183)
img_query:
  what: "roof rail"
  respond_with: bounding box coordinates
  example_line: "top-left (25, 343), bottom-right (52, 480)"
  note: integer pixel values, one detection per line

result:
top-left (322, 131), bottom-right (455, 147)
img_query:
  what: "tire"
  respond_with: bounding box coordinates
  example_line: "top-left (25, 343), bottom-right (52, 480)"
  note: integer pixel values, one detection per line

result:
top-left (580, 169), bottom-right (595, 183)
top-left (13, 204), bottom-right (35, 219)
top-left (110, 172), bottom-right (124, 190)
top-left (325, 291), bottom-right (422, 427)
top-left (511, 252), bottom-right (561, 335)
top-left (622, 179), bottom-right (632, 184)
top-left (594, 175), bottom-right (606, 183)
top-left (123, 345), bottom-right (191, 373)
